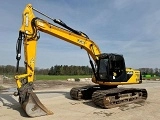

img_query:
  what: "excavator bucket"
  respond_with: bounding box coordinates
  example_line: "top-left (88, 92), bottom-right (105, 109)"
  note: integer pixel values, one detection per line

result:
top-left (21, 91), bottom-right (53, 117)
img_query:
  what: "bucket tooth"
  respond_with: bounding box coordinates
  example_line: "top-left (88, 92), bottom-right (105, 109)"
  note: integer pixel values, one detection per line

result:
top-left (22, 91), bottom-right (53, 117)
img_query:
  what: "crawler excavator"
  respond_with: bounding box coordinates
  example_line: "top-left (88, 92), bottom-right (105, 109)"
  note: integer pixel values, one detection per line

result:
top-left (14, 4), bottom-right (147, 117)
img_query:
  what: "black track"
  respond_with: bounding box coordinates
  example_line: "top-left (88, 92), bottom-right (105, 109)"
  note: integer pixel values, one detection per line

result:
top-left (70, 85), bottom-right (147, 108)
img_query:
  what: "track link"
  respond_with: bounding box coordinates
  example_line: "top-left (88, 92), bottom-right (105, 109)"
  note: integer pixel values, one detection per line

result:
top-left (70, 87), bottom-right (83, 100)
top-left (92, 88), bottom-right (147, 108)
top-left (70, 85), bottom-right (102, 100)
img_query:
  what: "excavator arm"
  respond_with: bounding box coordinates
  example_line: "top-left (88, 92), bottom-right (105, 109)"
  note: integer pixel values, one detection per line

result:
top-left (14, 4), bottom-right (147, 117)
top-left (15, 4), bottom-right (102, 117)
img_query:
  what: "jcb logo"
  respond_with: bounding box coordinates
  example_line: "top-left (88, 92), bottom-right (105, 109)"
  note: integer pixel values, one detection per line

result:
top-left (77, 39), bottom-right (85, 45)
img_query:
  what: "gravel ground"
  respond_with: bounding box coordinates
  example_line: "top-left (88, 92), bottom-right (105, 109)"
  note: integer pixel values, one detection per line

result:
top-left (0, 80), bottom-right (160, 120)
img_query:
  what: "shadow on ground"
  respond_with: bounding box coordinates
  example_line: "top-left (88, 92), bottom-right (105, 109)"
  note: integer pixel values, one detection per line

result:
top-left (35, 90), bottom-right (100, 109)
top-left (0, 93), bottom-right (28, 117)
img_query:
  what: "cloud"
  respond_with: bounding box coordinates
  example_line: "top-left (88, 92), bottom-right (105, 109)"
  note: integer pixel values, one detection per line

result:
top-left (0, 0), bottom-right (160, 69)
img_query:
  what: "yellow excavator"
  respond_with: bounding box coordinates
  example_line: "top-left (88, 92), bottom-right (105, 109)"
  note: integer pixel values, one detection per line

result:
top-left (14, 4), bottom-right (147, 117)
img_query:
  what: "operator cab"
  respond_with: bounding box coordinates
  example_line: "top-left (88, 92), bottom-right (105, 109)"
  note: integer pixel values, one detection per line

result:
top-left (96, 53), bottom-right (127, 82)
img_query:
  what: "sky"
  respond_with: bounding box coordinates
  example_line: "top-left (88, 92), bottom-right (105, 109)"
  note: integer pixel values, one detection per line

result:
top-left (0, 0), bottom-right (160, 69)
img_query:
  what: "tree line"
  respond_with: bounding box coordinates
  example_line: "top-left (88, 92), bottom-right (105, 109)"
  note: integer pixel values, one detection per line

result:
top-left (0, 65), bottom-right (92, 75)
top-left (48, 65), bottom-right (92, 75)
top-left (0, 65), bottom-right (160, 76)
top-left (139, 68), bottom-right (160, 76)
top-left (0, 65), bottom-right (49, 75)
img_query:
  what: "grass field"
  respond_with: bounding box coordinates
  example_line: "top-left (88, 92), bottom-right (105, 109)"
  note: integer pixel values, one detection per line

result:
top-left (5, 74), bottom-right (160, 81)
top-left (34, 75), bottom-right (92, 80)
top-left (142, 76), bottom-right (160, 80)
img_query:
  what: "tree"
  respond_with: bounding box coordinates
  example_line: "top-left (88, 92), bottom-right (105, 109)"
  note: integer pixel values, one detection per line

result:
top-left (48, 66), bottom-right (54, 75)
top-left (154, 68), bottom-right (159, 76)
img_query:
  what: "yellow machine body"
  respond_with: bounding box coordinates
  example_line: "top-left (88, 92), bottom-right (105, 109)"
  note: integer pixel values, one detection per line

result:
top-left (15, 4), bottom-right (146, 117)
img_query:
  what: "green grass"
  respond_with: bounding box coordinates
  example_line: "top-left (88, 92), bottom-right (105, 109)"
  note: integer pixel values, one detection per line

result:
top-left (34, 75), bottom-right (91, 80)
top-left (143, 76), bottom-right (160, 80)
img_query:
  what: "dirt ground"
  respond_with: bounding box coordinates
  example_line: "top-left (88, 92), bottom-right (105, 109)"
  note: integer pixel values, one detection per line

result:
top-left (0, 79), bottom-right (94, 91)
top-left (0, 80), bottom-right (160, 120)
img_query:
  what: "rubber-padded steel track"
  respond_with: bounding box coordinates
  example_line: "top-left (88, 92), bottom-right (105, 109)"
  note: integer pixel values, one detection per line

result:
top-left (70, 87), bottom-right (83, 100)
top-left (70, 85), bottom-right (101, 100)
top-left (70, 86), bottom-right (147, 109)
top-left (92, 87), bottom-right (147, 108)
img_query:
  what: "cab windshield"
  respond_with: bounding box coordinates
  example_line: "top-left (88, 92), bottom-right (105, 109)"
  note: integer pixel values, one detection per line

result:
top-left (98, 58), bottom-right (109, 80)
top-left (97, 54), bottom-right (127, 82)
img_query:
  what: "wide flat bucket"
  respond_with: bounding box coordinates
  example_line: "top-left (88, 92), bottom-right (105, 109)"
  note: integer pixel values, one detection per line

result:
top-left (22, 91), bottom-right (53, 117)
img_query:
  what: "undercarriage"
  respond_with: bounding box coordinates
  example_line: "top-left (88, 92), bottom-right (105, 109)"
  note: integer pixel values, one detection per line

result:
top-left (70, 85), bottom-right (147, 108)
